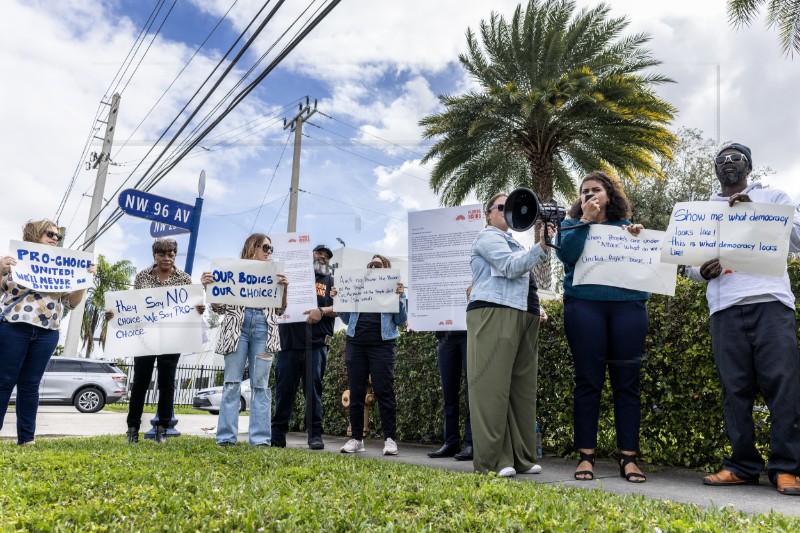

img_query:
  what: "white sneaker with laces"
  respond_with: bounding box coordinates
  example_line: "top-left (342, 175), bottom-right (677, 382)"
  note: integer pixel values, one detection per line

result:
top-left (519, 464), bottom-right (542, 474)
top-left (498, 466), bottom-right (517, 477)
top-left (383, 437), bottom-right (398, 455)
top-left (340, 439), bottom-right (365, 453)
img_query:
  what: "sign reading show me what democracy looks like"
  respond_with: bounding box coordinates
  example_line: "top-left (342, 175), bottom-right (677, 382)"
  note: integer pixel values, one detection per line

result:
top-left (206, 259), bottom-right (285, 308)
top-left (334, 268), bottom-right (401, 313)
top-left (8, 240), bottom-right (94, 291)
top-left (104, 285), bottom-right (204, 358)
top-left (660, 201), bottom-right (795, 277)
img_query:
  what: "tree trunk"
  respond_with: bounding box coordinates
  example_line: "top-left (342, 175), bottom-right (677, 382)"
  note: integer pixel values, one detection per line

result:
top-left (528, 155), bottom-right (556, 291)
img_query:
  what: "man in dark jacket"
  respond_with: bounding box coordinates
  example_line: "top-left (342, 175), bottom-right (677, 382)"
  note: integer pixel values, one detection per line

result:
top-left (271, 244), bottom-right (336, 449)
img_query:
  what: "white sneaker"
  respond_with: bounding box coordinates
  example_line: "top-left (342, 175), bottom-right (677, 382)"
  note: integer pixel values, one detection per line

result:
top-left (519, 464), bottom-right (542, 474)
top-left (383, 437), bottom-right (398, 455)
top-left (498, 466), bottom-right (517, 477)
top-left (340, 439), bottom-right (365, 453)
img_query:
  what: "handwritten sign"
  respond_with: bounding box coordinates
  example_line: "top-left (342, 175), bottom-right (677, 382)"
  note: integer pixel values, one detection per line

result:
top-left (104, 285), bottom-right (204, 357)
top-left (574, 227), bottom-right (677, 296)
top-left (269, 233), bottom-right (318, 324)
top-left (8, 240), bottom-right (94, 291)
top-left (206, 259), bottom-right (285, 307)
top-left (660, 201), bottom-right (794, 276)
top-left (334, 268), bottom-right (400, 313)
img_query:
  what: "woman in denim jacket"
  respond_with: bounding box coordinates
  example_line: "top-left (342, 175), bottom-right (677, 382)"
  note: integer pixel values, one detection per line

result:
top-left (337, 255), bottom-right (407, 456)
top-left (467, 193), bottom-right (553, 477)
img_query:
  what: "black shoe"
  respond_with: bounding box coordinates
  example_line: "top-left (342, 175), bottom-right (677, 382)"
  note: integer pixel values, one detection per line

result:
top-left (126, 427), bottom-right (139, 444)
top-left (428, 443), bottom-right (460, 458)
top-left (308, 436), bottom-right (325, 450)
top-left (453, 445), bottom-right (473, 461)
top-left (154, 426), bottom-right (167, 444)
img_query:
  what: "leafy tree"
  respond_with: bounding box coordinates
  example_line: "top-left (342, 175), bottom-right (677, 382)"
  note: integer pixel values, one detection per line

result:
top-left (81, 255), bottom-right (135, 358)
top-left (727, 0), bottom-right (800, 56)
top-left (420, 0), bottom-right (677, 287)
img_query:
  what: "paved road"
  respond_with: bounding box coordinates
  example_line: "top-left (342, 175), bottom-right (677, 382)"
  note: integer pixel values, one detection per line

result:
top-left (3, 406), bottom-right (798, 517)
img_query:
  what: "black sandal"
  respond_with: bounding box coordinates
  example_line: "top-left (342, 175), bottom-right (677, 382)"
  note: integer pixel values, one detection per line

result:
top-left (574, 452), bottom-right (595, 480)
top-left (619, 453), bottom-right (646, 483)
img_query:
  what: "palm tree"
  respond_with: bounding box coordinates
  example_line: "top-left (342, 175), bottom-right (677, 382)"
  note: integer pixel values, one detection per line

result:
top-left (728, 0), bottom-right (800, 56)
top-left (81, 255), bottom-right (136, 358)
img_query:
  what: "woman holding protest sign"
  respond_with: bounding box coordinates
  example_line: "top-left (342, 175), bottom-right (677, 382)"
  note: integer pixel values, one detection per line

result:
top-left (555, 171), bottom-right (648, 483)
top-left (337, 255), bottom-right (407, 456)
top-left (201, 233), bottom-right (288, 447)
top-left (0, 219), bottom-right (95, 445)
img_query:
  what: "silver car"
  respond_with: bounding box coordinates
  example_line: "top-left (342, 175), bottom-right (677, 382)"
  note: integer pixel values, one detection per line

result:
top-left (10, 357), bottom-right (128, 413)
top-left (192, 379), bottom-right (251, 415)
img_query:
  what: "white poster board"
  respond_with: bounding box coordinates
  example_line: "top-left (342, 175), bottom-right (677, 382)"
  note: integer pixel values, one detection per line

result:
top-left (206, 259), bottom-right (285, 308)
top-left (269, 233), bottom-right (318, 323)
top-left (8, 240), bottom-right (94, 291)
top-left (407, 204), bottom-right (482, 331)
top-left (104, 285), bottom-right (204, 357)
top-left (334, 268), bottom-right (401, 313)
top-left (573, 227), bottom-right (677, 296)
top-left (660, 201), bottom-right (794, 276)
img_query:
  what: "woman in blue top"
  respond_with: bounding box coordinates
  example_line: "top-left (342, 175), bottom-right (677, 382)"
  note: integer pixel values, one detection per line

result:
top-left (555, 171), bottom-right (648, 483)
top-left (337, 255), bottom-right (407, 456)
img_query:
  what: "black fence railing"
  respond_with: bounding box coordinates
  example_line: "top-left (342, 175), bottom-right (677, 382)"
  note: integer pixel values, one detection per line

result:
top-left (116, 363), bottom-right (225, 407)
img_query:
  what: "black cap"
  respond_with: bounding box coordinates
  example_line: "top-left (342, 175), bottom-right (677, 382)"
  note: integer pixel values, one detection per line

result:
top-left (313, 244), bottom-right (333, 259)
top-left (717, 143), bottom-right (752, 169)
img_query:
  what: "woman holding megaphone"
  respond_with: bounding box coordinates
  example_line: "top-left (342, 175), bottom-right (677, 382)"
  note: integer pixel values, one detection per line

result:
top-left (555, 171), bottom-right (648, 483)
top-left (466, 192), bottom-right (554, 477)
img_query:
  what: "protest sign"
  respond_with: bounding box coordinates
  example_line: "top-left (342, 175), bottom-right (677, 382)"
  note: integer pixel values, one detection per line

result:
top-left (269, 233), bottom-right (318, 324)
top-left (104, 285), bottom-right (204, 357)
top-left (660, 201), bottom-right (794, 276)
top-left (407, 204), bottom-right (482, 331)
top-left (8, 240), bottom-right (94, 291)
top-left (334, 268), bottom-right (401, 313)
top-left (574, 227), bottom-right (677, 296)
top-left (206, 259), bottom-right (285, 308)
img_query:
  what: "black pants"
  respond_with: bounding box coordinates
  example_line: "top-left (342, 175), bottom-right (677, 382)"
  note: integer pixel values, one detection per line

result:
top-left (346, 340), bottom-right (397, 440)
top-left (126, 354), bottom-right (179, 430)
top-left (271, 345), bottom-right (327, 446)
top-left (564, 297), bottom-right (648, 451)
top-left (711, 301), bottom-right (800, 480)
top-left (437, 333), bottom-right (472, 447)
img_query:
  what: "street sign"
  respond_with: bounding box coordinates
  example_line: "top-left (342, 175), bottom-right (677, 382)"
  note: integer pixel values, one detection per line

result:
top-left (118, 189), bottom-right (195, 230)
top-left (150, 221), bottom-right (190, 238)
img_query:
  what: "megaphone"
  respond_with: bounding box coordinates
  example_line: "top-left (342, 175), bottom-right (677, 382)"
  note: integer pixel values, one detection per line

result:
top-left (503, 187), bottom-right (571, 249)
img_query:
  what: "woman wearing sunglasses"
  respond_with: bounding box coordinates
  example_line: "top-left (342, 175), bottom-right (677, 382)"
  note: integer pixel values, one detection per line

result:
top-left (337, 255), bottom-right (407, 455)
top-left (201, 234), bottom-right (288, 446)
top-left (0, 219), bottom-right (95, 445)
top-left (467, 194), bottom-right (553, 477)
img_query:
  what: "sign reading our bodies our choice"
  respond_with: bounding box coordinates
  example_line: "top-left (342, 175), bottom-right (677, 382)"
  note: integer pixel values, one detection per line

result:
top-left (8, 240), bottom-right (94, 291)
top-left (574, 227), bottom-right (677, 296)
top-left (334, 269), bottom-right (401, 313)
top-left (104, 285), bottom-right (204, 357)
top-left (661, 201), bottom-right (795, 276)
top-left (206, 259), bottom-right (285, 307)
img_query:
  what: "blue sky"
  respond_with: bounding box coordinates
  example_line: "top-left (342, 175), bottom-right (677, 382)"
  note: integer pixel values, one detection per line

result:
top-left (2, 0), bottom-right (800, 281)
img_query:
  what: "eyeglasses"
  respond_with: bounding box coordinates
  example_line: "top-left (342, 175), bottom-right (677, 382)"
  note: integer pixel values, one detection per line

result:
top-left (488, 204), bottom-right (505, 213)
top-left (261, 244), bottom-right (273, 254)
top-left (155, 251), bottom-right (176, 258)
top-left (46, 230), bottom-right (63, 242)
top-left (367, 261), bottom-right (383, 269)
top-left (715, 153), bottom-right (748, 165)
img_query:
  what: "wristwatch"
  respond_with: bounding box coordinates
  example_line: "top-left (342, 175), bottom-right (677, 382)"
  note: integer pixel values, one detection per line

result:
top-left (318, 307), bottom-right (325, 316)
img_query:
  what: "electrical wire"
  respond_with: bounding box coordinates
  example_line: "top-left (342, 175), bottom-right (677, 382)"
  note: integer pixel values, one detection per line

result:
top-left (318, 111), bottom-right (430, 159)
top-left (119, 0), bottom-right (178, 95)
top-left (251, 132), bottom-right (292, 231)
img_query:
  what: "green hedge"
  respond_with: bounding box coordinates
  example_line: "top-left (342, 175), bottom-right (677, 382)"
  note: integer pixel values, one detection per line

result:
top-left (287, 262), bottom-right (800, 468)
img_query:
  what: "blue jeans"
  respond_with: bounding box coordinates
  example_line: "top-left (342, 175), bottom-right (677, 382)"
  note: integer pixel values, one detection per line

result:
top-left (216, 309), bottom-right (273, 445)
top-left (0, 321), bottom-right (59, 444)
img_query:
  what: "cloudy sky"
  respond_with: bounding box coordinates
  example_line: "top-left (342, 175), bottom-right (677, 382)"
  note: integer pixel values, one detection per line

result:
top-left (2, 0), bottom-right (798, 276)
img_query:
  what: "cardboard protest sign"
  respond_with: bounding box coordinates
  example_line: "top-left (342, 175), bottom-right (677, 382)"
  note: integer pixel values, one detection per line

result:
top-left (574, 227), bottom-right (677, 296)
top-left (104, 285), bottom-right (204, 357)
top-left (269, 233), bottom-right (318, 324)
top-left (660, 201), bottom-right (794, 276)
top-left (333, 268), bottom-right (401, 313)
top-left (8, 240), bottom-right (94, 291)
top-left (206, 259), bottom-right (285, 308)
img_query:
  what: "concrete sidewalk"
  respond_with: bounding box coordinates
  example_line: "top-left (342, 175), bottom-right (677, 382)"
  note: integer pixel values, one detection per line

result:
top-left (3, 406), bottom-right (798, 517)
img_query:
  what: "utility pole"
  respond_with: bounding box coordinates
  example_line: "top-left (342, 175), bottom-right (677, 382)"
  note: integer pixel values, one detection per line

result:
top-left (64, 93), bottom-right (121, 358)
top-left (284, 97), bottom-right (317, 232)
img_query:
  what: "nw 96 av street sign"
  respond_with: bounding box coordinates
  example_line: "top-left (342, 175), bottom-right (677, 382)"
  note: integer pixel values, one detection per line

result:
top-left (118, 189), bottom-right (194, 230)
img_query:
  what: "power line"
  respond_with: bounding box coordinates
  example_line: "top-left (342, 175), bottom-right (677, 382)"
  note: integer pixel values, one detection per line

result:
top-left (317, 111), bottom-right (430, 159)
top-left (299, 189), bottom-right (406, 222)
top-left (251, 132), bottom-right (292, 231)
top-left (268, 194), bottom-right (290, 233)
top-left (119, 0), bottom-right (177, 95)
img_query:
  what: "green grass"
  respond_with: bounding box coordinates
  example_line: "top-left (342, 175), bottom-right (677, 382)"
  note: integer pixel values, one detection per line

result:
top-left (102, 404), bottom-right (211, 416)
top-left (1, 437), bottom-right (797, 532)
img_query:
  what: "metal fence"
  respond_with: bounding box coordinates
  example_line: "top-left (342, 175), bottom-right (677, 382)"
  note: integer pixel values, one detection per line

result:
top-left (116, 363), bottom-right (225, 407)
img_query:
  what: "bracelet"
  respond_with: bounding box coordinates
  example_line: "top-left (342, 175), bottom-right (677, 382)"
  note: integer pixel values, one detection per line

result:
top-left (318, 307), bottom-right (325, 316)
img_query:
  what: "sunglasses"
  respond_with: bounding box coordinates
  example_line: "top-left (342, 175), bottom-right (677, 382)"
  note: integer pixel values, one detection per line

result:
top-left (261, 244), bottom-right (273, 254)
top-left (715, 153), bottom-right (748, 165)
top-left (46, 230), bottom-right (63, 242)
top-left (488, 204), bottom-right (505, 213)
top-left (367, 261), bottom-right (384, 269)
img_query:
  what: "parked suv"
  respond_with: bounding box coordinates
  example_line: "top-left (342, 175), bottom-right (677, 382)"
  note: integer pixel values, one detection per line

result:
top-left (10, 357), bottom-right (128, 413)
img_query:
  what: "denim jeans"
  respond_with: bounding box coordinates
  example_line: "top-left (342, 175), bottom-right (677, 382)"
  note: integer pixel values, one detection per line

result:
top-left (271, 345), bottom-right (327, 447)
top-left (216, 308), bottom-right (273, 445)
top-left (0, 321), bottom-right (59, 444)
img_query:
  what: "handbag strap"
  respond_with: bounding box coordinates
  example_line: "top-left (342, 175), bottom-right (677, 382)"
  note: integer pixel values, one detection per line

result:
top-left (1, 289), bottom-right (33, 318)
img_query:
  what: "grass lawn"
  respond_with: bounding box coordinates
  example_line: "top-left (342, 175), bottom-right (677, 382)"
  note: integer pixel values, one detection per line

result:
top-left (1, 436), bottom-right (798, 532)
top-left (102, 404), bottom-right (214, 416)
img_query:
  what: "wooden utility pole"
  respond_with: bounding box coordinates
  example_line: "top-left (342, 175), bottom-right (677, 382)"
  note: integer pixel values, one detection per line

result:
top-left (284, 98), bottom-right (317, 232)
